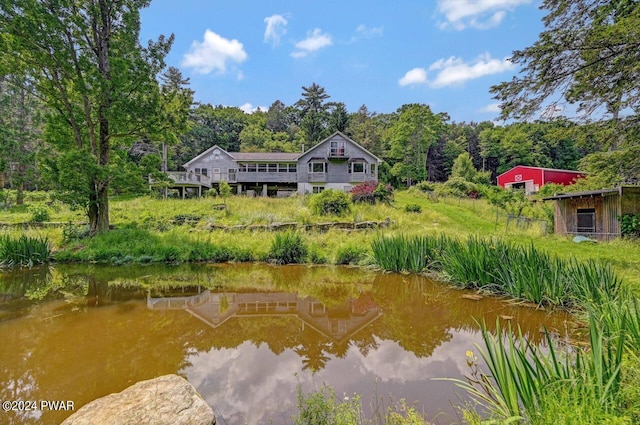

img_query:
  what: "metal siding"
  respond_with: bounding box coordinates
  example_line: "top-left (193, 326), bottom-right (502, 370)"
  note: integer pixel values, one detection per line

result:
top-left (497, 166), bottom-right (542, 188)
top-left (543, 170), bottom-right (586, 186)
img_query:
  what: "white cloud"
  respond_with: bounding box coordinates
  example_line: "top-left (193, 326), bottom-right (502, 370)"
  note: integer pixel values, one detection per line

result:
top-left (428, 53), bottom-right (515, 87)
top-left (355, 24), bottom-right (384, 39)
top-left (239, 103), bottom-right (267, 114)
top-left (398, 67), bottom-right (428, 86)
top-left (399, 54), bottom-right (515, 88)
top-left (437, 0), bottom-right (531, 30)
top-left (291, 28), bottom-right (332, 58)
top-left (264, 14), bottom-right (288, 46)
top-left (480, 103), bottom-right (502, 113)
top-left (181, 29), bottom-right (248, 75)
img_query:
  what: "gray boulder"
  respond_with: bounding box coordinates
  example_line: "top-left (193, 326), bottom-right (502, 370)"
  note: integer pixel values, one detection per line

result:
top-left (61, 374), bottom-right (215, 425)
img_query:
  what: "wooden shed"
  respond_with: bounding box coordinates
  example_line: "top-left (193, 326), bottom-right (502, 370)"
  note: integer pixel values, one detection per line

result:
top-left (544, 186), bottom-right (640, 241)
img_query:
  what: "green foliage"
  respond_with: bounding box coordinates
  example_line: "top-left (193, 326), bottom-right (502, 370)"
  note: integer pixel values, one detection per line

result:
top-left (403, 203), bottom-right (422, 213)
top-left (293, 384), bottom-right (429, 425)
top-left (268, 232), bottom-right (308, 264)
top-left (219, 180), bottom-right (232, 203)
top-left (618, 214), bottom-right (640, 238)
top-left (29, 205), bottom-right (50, 222)
top-left (0, 234), bottom-right (51, 267)
top-left (310, 189), bottom-right (352, 216)
top-left (415, 181), bottom-right (435, 192)
top-left (439, 177), bottom-right (478, 198)
top-left (372, 234), bottom-right (621, 308)
top-left (335, 244), bottom-right (368, 265)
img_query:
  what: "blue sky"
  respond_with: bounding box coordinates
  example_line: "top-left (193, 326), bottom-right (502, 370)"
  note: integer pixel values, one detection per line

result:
top-left (139, 0), bottom-right (546, 123)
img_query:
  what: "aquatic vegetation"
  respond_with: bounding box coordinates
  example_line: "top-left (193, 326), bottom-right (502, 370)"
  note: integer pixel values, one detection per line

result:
top-left (0, 234), bottom-right (51, 267)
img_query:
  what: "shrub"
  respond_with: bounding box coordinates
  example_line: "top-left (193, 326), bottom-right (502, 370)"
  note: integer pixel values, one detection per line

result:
top-left (310, 189), bottom-right (351, 216)
top-left (268, 232), bottom-right (307, 264)
top-left (335, 244), bottom-right (368, 265)
top-left (350, 181), bottom-right (394, 205)
top-left (618, 213), bottom-right (640, 238)
top-left (404, 203), bottom-right (422, 213)
top-left (415, 181), bottom-right (436, 192)
top-left (440, 177), bottom-right (478, 198)
top-left (29, 205), bottom-right (51, 222)
top-left (350, 181), bottom-right (378, 204)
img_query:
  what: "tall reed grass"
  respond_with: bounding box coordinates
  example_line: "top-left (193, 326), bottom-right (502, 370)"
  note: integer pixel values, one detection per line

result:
top-left (0, 234), bottom-right (51, 267)
top-left (448, 310), bottom-right (631, 424)
top-left (371, 234), bottom-right (621, 308)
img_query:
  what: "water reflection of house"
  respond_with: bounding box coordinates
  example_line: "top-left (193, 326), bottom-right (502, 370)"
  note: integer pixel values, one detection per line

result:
top-left (147, 291), bottom-right (382, 343)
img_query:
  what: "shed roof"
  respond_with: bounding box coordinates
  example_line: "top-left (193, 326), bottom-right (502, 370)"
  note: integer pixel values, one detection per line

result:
top-left (543, 187), bottom-right (620, 201)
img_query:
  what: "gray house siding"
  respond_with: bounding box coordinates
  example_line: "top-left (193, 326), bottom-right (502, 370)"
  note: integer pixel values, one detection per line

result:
top-left (175, 132), bottom-right (380, 196)
top-left (184, 146), bottom-right (238, 183)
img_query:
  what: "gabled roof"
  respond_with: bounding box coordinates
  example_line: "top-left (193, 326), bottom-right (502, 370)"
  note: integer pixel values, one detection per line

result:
top-left (183, 144), bottom-right (234, 168)
top-left (497, 165), bottom-right (586, 178)
top-left (300, 131), bottom-right (381, 162)
top-left (183, 131), bottom-right (380, 168)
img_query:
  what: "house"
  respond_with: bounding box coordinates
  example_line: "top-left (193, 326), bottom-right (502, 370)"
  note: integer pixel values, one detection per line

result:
top-left (497, 166), bottom-right (586, 195)
top-left (544, 186), bottom-right (640, 241)
top-left (147, 290), bottom-right (382, 344)
top-left (156, 131), bottom-right (380, 197)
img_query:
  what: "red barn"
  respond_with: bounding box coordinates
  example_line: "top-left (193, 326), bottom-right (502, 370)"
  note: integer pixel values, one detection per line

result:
top-left (497, 166), bottom-right (586, 195)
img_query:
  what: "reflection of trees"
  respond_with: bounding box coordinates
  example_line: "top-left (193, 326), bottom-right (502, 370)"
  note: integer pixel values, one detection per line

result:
top-left (0, 262), bottom-right (576, 424)
top-left (295, 327), bottom-right (332, 372)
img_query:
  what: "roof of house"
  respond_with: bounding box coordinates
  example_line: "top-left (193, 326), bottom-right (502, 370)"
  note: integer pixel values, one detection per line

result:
top-left (231, 152), bottom-right (300, 161)
top-left (497, 165), bottom-right (586, 178)
top-left (183, 131), bottom-right (381, 168)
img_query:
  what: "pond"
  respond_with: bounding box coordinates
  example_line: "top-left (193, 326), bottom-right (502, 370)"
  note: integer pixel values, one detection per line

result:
top-left (0, 263), bottom-right (576, 424)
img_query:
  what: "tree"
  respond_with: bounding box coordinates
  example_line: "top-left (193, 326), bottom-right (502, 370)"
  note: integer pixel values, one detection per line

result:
top-left (328, 102), bottom-right (350, 133)
top-left (158, 66), bottom-right (194, 172)
top-left (492, 0), bottom-right (640, 129)
top-left (0, 0), bottom-right (172, 235)
top-left (0, 74), bottom-right (44, 203)
top-left (386, 104), bottom-right (445, 186)
top-left (295, 82), bottom-right (330, 143)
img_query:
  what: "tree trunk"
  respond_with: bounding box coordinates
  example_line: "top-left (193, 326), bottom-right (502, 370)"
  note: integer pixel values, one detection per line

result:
top-left (88, 179), bottom-right (110, 235)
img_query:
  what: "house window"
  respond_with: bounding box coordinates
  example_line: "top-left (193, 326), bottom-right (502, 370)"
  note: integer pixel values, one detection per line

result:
top-left (247, 164), bottom-right (257, 172)
top-left (370, 163), bottom-right (376, 176)
top-left (239, 164), bottom-right (247, 172)
top-left (349, 162), bottom-right (365, 173)
top-left (289, 164), bottom-right (297, 173)
top-left (258, 163), bottom-right (267, 172)
top-left (201, 168), bottom-right (208, 176)
top-left (577, 208), bottom-right (596, 234)
top-left (313, 186), bottom-right (324, 193)
top-left (278, 164), bottom-right (288, 173)
top-left (330, 141), bottom-right (346, 156)
top-left (309, 162), bottom-right (326, 173)
top-left (268, 164), bottom-right (278, 172)
top-left (195, 168), bottom-right (201, 174)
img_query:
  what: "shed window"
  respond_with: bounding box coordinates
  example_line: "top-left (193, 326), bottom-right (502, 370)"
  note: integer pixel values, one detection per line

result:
top-left (576, 208), bottom-right (596, 234)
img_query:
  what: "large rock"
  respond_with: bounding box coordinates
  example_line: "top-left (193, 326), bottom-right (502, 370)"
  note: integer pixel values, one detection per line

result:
top-left (61, 374), bottom-right (215, 425)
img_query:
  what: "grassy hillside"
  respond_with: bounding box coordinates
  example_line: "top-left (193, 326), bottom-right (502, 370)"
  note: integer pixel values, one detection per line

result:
top-left (2, 189), bottom-right (638, 292)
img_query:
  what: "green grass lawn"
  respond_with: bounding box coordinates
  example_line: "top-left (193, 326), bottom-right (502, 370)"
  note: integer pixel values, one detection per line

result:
top-left (2, 189), bottom-right (638, 292)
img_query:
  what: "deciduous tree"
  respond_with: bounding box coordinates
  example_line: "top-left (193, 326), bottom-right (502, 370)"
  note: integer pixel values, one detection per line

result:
top-left (0, 0), bottom-right (172, 234)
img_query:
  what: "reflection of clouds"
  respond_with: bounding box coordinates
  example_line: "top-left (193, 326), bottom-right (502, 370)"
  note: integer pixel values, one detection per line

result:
top-left (181, 330), bottom-right (485, 424)
top-left (182, 341), bottom-right (308, 424)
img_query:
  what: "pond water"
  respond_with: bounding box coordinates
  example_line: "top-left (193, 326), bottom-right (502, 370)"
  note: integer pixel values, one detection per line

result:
top-left (0, 263), bottom-right (576, 424)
